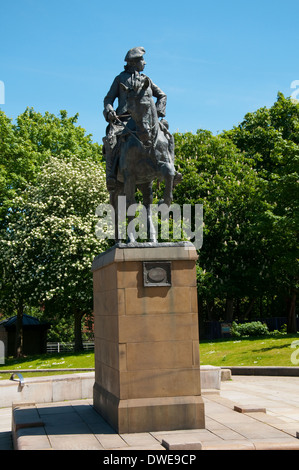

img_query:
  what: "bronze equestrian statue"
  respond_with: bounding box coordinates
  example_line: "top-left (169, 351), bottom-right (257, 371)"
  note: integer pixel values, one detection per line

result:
top-left (102, 47), bottom-right (182, 243)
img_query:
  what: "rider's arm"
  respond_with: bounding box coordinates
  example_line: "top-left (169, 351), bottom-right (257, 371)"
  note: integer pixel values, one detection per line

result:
top-left (103, 76), bottom-right (120, 121)
top-left (150, 80), bottom-right (167, 118)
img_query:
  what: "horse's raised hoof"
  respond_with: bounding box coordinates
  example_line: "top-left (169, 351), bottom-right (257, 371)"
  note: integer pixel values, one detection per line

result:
top-left (173, 172), bottom-right (183, 186)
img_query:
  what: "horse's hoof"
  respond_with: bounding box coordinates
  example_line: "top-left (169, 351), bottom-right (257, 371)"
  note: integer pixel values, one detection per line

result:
top-left (173, 172), bottom-right (183, 186)
top-left (158, 199), bottom-right (171, 207)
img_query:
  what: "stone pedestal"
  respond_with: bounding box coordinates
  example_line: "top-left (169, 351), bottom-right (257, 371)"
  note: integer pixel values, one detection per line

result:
top-left (91, 242), bottom-right (205, 433)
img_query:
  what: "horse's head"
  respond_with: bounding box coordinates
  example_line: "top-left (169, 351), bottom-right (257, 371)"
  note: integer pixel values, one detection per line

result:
top-left (121, 76), bottom-right (157, 145)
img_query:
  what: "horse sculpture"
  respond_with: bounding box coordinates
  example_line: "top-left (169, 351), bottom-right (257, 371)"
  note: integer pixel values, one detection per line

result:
top-left (109, 75), bottom-right (179, 243)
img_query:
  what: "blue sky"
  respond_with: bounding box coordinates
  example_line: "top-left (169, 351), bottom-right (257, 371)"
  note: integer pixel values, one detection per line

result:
top-left (1, 0), bottom-right (299, 144)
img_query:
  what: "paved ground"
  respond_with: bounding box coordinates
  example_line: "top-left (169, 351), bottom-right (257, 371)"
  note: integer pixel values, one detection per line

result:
top-left (1, 375), bottom-right (299, 451)
top-left (0, 407), bottom-right (13, 450)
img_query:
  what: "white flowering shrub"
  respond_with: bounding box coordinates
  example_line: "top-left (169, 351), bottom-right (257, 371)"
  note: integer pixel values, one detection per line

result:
top-left (0, 155), bottom-right (109, 350)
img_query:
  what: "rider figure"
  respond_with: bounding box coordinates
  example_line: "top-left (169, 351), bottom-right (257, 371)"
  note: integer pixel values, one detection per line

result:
top-left (103, 47), bottom-right (176, 191)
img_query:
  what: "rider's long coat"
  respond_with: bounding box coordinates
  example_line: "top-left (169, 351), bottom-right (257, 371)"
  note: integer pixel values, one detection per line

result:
top-left (103, 71), bottom-right (167, 121)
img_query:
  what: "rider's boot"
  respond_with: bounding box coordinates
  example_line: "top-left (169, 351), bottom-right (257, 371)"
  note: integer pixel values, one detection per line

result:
top-left (103, 138), bottom-right (117, 191)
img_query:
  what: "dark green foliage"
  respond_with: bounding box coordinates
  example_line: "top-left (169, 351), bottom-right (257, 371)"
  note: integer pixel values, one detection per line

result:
top-left (171, 94), bottom-right (298, 329)
top-left (0, 107), bottom-right (103, 229)
top-left (0, 93), bottom-right (297, 346)
top-left (231, 321), bottom-right (269, 337)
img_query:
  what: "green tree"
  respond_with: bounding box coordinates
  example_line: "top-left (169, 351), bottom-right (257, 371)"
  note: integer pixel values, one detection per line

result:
top-left (0, 108), bottom-right (103, 229)
top-left (0, 156), bottom-right (108, 355)
top-left (226, 93), bottom-right (298, 332)
top-left (172, 130), bottom-right (267, 323)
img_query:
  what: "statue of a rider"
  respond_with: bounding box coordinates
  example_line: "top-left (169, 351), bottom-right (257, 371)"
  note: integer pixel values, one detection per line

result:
top-left (102, 47), bottom-right (178, 192)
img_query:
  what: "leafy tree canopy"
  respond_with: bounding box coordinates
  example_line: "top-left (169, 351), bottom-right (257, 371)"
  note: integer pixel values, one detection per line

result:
top-left (225, 93), bottom-right (298, 296)
top-left (0, 155), bottom-right (108, 352)
top-left (173, 129), bottom-right (267, 303)
top-left (0, 108), bottom-right (103, 228)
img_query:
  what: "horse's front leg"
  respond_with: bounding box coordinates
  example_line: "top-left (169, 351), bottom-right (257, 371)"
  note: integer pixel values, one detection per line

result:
top-left (162, 170), bottom-right (174, 207)
top-left (140, 182), bottom-right (157, 243)
top-left (124, 173), bottom-right (137, 243)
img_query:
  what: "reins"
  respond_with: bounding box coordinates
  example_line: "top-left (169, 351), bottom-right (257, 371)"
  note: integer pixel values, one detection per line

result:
top-left (114, 115), bottom-right (158, 150)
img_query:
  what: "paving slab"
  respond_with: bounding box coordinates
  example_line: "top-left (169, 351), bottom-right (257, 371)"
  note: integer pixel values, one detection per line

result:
top-left (234, 405), bottom-right (267, 413)
top-left (15, 426), bottom-right (51, 450)
top-left (2, 375), bottom-right (299, 450)
top-left (162, 434), bottom-right (202, 450)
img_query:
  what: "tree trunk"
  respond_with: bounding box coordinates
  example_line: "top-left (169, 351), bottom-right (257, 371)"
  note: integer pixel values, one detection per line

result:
top-left (15, 301), bottom-right (24, 357)
top-left (207, 299), bottom-right (215, 320)
top-left (74, 309), bottom-right (84, 352)
top-left (244, 298), bottom-right (255, 319)
top-left (235, 298), bottom-right (241, 320)
top-left (197, 297), bottom-right (204, 338)
top-left (287, 290), bottom-right (297, 334)
top-left (259, 296), bottom-right (263, 318)
top-left (225, 297), bottom-right (234, 322)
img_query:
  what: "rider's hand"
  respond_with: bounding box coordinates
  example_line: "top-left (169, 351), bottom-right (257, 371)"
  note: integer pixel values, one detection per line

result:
top-left (108, 109), bottom-right (117, 122)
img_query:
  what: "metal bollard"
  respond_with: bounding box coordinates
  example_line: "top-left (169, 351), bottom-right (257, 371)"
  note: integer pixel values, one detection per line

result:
top-left (10, 372), bottom-right (25, 388)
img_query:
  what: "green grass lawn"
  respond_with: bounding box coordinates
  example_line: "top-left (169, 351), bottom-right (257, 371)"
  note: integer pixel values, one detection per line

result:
top-left (0, 351), bottom-right (95, 379)
top-left (200, 334), bottom-right (299, 367)
top-left (0, 334), bottom-right (298, 380)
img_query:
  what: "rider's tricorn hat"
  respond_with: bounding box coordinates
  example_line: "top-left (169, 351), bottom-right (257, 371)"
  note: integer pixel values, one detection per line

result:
top-left (125, 47), bottom-right (146, 62)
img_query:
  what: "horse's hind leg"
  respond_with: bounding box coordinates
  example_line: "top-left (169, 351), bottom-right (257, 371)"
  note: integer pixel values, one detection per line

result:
top-left (162, 172), bottom-right (174, 207)
top-left (139, 182), bottom-right (157, 242)
top-left (124, 173), bottom-right (137, 243)
top-left (110, 182), bottom-right (124, 243)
